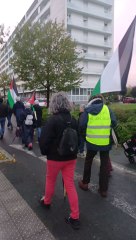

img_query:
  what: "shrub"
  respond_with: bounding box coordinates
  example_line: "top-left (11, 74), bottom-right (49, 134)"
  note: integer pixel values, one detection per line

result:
top-left (41, 105), bottom-right (136, 144)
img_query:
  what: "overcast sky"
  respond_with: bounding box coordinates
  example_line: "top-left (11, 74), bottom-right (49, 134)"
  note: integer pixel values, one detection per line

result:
top-left (0, 0), bottom-right (136, 85)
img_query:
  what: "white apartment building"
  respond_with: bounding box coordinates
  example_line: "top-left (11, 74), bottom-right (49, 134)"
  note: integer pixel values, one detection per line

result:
top-left (0, 0), bottom-right (114, 103)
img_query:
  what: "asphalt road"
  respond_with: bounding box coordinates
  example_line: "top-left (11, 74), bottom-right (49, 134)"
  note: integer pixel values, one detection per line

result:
top-left (0, 122), bottom-right (136, 240)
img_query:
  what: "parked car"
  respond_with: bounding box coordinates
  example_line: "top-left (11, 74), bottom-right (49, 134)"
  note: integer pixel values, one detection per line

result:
top-left (123, 97), bottom-right (136, 103)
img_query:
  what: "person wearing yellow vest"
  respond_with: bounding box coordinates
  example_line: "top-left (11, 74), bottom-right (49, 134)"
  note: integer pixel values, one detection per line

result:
top-left (78, 95), bottom-right (117, 197)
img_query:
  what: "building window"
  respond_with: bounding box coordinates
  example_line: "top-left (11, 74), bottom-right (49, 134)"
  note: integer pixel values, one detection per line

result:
top-left (104, 36), bottom-right (108, 42)
top-left (72, 88), bottom-right (79, 95)
top-left (104, 63), bottom-right (107, 68)
top-left (104, 51), bottom-right (108, 56)
top-left (83, 17), bottom-right (88, 22)
top-left (67, 14), bottom-right (71, 20)
top-left (87, 88), bottom-right (91, 96)
top-left (67, 29), bottom-right (71, 36)
top-left (104, 22), bottom-right (108, 27)
top-left (82, 47), bottom-right (87, 53)
top-left (104, 7), bottom-right (109, 13)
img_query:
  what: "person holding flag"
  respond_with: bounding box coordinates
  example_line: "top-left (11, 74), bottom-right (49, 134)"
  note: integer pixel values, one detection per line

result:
top-left (7, 77), bottom-right (18, 109)
top-left (6, 99), bottom-right (13, 130)
top-left (78, 94), bottom-right (117, 198)
top-left (7, 77), bottom-right (25, 130)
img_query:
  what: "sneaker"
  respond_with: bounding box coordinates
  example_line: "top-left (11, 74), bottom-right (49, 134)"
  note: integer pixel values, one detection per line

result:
top-left (78, 180), bottom-right (88, 191)
top-left (39, 196), bottom-right (51, 209)
top-left (65, 217), bottom-right (80, 230)
top-left (98, 189), bottom-right (107, 198)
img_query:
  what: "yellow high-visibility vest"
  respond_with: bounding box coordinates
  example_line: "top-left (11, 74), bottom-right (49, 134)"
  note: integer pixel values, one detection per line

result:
top-left (86, 105), bottom-right (111, 146)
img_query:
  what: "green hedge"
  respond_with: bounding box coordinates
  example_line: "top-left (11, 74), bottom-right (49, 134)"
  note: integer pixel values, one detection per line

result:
top-left (112, 108), bottom-right (136, 144)
top-left (42, 105), bottom-right (136, 144)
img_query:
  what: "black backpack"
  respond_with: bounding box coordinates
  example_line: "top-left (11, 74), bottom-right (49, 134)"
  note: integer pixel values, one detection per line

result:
top-left (57, 117), bottom-right (78, 156)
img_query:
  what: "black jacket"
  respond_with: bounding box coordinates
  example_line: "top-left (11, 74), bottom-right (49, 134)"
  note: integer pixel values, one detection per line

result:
top-left (39, 111), bottom-right (78, 161)
top-left (0, 102), bottom-right (8, 118)
top-left (33, 105), bottom-right (42, 127)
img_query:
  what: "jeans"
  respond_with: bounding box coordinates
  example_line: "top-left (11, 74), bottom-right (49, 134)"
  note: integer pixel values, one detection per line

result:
top-left (7, 113), bottom-right (13, 127)
top-left (0, 117), bottom-right (6, 137)
top-left (36, 127), bottom-right (41, 141)
top-left (82, 150), bottom-right (109, 192)
top-left (44, 159), bottom-right (79, 219)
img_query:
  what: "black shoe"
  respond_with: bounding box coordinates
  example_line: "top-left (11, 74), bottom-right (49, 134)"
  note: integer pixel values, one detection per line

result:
top-left (78, 180), bottom-right (88, 191)
top-left (0, 135), bottom-right (3, 140)
top-left (65, 217), bottom-right (80, 230)
top-left (39, 196), bottom-right (51, 209)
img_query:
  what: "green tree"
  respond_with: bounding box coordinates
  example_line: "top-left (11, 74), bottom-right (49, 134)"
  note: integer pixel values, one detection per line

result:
top-left (131, 86), bottom-right (136, 98)
top-left (0, 24), bottom-right (9, 47)
top-left (123, 86), bottom-right (132, 97)
top-left (11, 21), bottom-right (82, 107)
top-left (0, 73), bottom-right (10, 98)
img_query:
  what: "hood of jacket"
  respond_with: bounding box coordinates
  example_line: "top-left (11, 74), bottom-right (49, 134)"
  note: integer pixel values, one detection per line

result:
top-left (85, 98), bottom-right (104, 115)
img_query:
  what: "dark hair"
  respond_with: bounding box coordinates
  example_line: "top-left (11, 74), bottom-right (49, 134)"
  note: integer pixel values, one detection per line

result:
top-left (0, 98), bottom-right (3, 103)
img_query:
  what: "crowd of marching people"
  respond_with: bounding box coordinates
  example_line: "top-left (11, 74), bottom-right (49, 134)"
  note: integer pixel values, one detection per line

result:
top-left (0, 95), bottom-right (43, 150)
top-left (0, 92), bottom-right (117, 230)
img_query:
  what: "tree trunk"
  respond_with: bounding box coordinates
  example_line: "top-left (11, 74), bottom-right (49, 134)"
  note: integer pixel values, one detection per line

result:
top-left (46, 84), bottom-right (50, 108)
top-left (3, 86), bottom-right (5, 99)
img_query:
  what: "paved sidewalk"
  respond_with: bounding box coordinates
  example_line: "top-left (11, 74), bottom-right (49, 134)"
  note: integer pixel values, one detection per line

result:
top-left (0, 149), bottom-right (55, 240)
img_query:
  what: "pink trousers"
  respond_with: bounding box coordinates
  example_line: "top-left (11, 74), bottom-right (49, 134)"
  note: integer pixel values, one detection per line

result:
top-left (44, 159), bottom-right (79, 219)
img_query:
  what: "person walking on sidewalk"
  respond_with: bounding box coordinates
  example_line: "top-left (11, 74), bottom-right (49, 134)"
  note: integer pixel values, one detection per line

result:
top-left (39, 92), bottom-right (80, 230)
top-left (78, 104), bottom-right (86, 158)
top-left (7, 99), bottom-right (13, 130)
top-left (13, 96), bottom-right (25, 128)
top-left (33, 100), bottom-right (42, 142)
top-left (78, 94), bottom-right (117, 197)
top-left (20, 102), bottom-right (36, 150)
top-left (0, 97), bottom-right (8, 139)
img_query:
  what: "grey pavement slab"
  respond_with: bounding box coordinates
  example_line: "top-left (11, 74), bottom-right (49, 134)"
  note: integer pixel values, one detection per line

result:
top-left (0, 171), bottom-right (55, 240)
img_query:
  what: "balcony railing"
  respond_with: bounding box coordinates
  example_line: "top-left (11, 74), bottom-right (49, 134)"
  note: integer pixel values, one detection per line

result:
top-left (67, 3), bottom-right (112, 21)
top-left (82, 70), bottom-right (102, 75)
top-left (67, 20), bottom-right (112, 35)
top-left (88, 0), bottom-right (113, 7)
top-left (80, 53), bottom-right (110, 62)
top-left (75, 39), bottom-right (112, 48)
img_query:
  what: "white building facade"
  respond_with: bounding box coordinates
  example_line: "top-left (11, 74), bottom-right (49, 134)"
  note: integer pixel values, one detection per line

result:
top-left (0, 0), bottom-right (114, 103)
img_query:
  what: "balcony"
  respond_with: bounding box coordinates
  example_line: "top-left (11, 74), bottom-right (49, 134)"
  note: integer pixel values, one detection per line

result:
top-left (82, 70), bottom-right (102, 75)
top-left (75, 39), bottom-right (112, 49)
top-left (86, 0), bottom-right (113, 7)
top-left (67, 20), bottom-right (112, 35)
top-left (67, 3), bottom-right (112, 21)
top-left (80, 53), bottom-right (110, 62)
